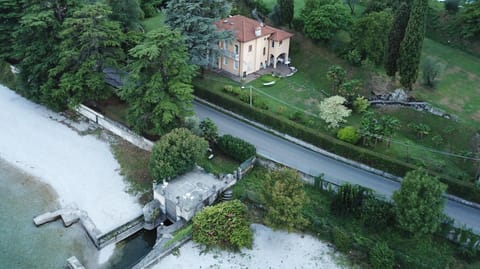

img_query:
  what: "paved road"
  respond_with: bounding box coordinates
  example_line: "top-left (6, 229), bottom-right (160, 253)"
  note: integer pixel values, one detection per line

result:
top-left (194, 101), bottom-right (480, 233)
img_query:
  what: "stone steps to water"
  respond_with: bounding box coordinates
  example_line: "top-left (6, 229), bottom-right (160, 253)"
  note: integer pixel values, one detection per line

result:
top-left (33, 208), bottom-right (81, 227)
top-left (34, 207), bottom-right (144, 249)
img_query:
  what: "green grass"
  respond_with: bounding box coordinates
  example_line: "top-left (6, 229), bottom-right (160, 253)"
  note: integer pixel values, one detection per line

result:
top-left (142, 12), bottom-right (165, 32)
top-left (163, 223), bottom-right (193, 249)
top-left (418, 38), bottom-right (480, 125)
top-left (197, 149), bottom-right (240, 176)
top-left (111, 139), bottom-right (152, 203)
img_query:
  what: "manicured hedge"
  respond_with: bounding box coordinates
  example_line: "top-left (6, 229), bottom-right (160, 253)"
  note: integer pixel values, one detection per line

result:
top-left (217, 134), bottom-right (256, 162)
top-left (194, 84), bottom-right (480, 203)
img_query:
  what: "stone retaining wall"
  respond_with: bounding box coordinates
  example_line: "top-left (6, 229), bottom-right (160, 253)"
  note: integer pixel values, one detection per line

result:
top-left (76, 104), bottom-right (154, 151)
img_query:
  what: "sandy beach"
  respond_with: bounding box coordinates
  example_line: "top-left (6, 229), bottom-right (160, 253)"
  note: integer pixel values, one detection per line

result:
top-left (0, 85), bottom-right (142, 233)
top-left (154, 224), bottom-right (347, 269)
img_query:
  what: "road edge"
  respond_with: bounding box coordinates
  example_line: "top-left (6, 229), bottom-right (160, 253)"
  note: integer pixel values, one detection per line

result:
top-left (194, 97), bottom-right (480, 211)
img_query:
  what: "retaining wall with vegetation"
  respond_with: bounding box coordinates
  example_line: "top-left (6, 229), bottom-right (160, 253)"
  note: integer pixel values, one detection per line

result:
top-left (76, 104), bottom-right (154, 151)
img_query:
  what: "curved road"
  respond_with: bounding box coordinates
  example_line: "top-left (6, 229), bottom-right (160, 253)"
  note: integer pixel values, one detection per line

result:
top-left (194, 102), bottom-right (480, 233)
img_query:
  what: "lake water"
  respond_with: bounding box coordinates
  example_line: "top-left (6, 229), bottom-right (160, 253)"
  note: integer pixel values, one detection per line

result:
top-left (0, 158), bottom-right (155, 268)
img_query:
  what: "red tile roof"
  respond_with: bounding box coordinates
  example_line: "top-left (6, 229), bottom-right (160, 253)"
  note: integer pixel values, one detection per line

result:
top-left (214, 15), bottom-right (293, 42)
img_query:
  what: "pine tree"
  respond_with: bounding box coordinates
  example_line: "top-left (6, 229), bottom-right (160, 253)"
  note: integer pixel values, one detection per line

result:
top-left (165, 0), bottom-right (233, 70)
top-left (43, 3), bottom-right (124, 110)
top-left (399, 0), bottom-right (428, 90)
top-left (105, 0), bottom-right (143, 31)
top-left (384, 3), bottom-right (411, 78)
top-left (119, 26), bottom-right (196, 135)
top-left (0, 0), bottom-right (23, 62)
top-left (278, 0), bottom-right (294, 27)
top-left (12, 0), bottom-right (69, 101)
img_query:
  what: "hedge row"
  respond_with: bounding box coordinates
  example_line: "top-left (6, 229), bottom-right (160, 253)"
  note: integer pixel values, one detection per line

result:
top-left (218, 134), bottom-right (256, 162)
top-left (194, 85), bottom-right (480, 203)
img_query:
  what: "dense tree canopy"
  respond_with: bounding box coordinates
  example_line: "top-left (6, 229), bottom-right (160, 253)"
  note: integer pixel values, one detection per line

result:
top-left (262, 168), bottom-right (309, 231)
top-left (12, 0), bottom-right (82, 104)
top-left (352, 10), bottom-right (392, 65)
top-left (393, 169), bottom-right (446, 236)
top-left (458, 0), bottom-right (480, 39)
top-left (0, 0), bottom-right (23, 62)
top-left (303, 2), bottom-right (352, 42)
top-left (150, 128), bottom-right (208, 183)
top-left (105, 0), bottom-right (143, 31)
top-left (43, 3), bottom-right (124, 110)
top-left (119, 26), bottom-right (196, 135)
top-left (165, 0), bottom-right (233, 69)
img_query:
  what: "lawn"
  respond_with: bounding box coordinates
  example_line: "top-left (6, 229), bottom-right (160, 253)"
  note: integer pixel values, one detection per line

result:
top-left (417, 38), bottom-right (480, 125)
top-left (197, 149), bottom-right (240, 176)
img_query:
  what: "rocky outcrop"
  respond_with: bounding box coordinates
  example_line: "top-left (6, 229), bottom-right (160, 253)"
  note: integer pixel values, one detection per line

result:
top-left (370, 88), bottom-right (457, 120)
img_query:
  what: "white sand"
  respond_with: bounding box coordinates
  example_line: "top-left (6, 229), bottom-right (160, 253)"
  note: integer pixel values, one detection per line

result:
top-left (154, 224), bottom-right (347, 269)
top-left (0, 85), bottom-right (142, 233)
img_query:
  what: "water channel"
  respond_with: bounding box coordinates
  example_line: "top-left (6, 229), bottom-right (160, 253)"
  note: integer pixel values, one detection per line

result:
top-left (0, 158), bottom-right (155, 269)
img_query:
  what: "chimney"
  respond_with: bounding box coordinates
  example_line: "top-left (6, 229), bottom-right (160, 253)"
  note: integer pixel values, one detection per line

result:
top-left (255, 27), bottom-right (261, 37)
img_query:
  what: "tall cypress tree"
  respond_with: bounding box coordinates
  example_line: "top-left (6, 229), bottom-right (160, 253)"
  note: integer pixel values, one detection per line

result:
top-left (399, 0), bottom-right (428, 90)
top-left (384, 3), bottom-right (410, 78)
top-left (278, 0), bottom-right (294, 27)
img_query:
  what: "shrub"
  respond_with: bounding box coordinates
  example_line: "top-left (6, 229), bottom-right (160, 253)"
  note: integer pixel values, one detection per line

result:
top-left (393, 169), bottom-right (447, 236)
top-left (150, 128), bottom-right (208, 183)
top-left (260, 75), bottom-right (275, 83)
top-left (289, 111), bottom-right (304, 123)
top-left (337, 126), bottom-right (360, 144)
top-left (217, 134), bottom-right (256, 162)
top-left (331, 183), bottom-right (373, 217)
top-left (318, 96), bottom-right (351, 129)
top-left (331, 227), bottom-right (351, 252)
top-left (223, 85), bottom-right (234, 94)
top-left (254, 99), bottom-right (269, 110)
top-left (199, 118), bottom-right (218, 144)
top-left (360, 197), bottom-right (396, 229)
top-left (192, 200), bottom-right (253, 250)
top-left (370, 242), bottom-right (395, 269)
top-left (346, 49), bottom-right (362, 66)
top-left (262, 168), bottom-right (309, 231)
top-left (353, 96), bottom-right (370, 113)
top-left (422, 57), bottom-right (444, 87)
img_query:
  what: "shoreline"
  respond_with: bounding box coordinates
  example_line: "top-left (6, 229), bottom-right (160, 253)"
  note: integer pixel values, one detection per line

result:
top-left (0, 158), bottom-right (100, 269)
top-left (0, 84), bottom-right (142, 233)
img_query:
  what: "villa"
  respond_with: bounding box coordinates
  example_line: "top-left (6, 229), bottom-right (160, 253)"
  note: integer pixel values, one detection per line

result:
top-left (214, 15), bottom-right (293, 78)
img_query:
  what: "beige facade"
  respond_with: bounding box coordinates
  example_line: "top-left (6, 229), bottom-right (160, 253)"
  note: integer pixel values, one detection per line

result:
top-left (215, 15), bottom-right (293, 78)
